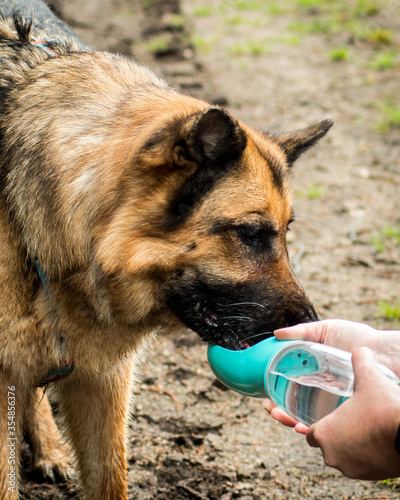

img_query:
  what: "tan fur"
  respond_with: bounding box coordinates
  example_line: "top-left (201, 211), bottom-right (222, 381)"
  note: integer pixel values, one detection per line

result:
top-left (0, 10), bottom-right (332, 499)
top-left (23, 389), bottom-right (71, 481)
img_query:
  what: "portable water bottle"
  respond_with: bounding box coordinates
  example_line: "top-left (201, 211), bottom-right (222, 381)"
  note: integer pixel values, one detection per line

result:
top-left (207, 338), bottom-right (400, 426)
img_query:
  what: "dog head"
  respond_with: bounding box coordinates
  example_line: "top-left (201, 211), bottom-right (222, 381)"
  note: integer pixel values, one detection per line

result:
top-left (93, 98), bottom-right (331, 349)
top-left (160, 108), bottom-right (331, 349)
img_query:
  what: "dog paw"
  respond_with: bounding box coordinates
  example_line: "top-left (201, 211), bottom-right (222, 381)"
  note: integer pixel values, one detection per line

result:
top-left (33, 458), bottom-right (71, 483)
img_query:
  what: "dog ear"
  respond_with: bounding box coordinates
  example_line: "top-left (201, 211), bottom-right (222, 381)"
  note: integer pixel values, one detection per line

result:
top-left (184, 107), bottom-right (247, 165)
top-left (273, 119), bottom-right (333, 167)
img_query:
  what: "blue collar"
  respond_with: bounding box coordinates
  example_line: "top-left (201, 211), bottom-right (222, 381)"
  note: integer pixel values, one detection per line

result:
top-left (33, 257), bottom-right (53, 301)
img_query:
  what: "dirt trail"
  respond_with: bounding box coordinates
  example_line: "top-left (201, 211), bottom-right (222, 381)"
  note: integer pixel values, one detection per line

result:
top-left (21, 1), bottom-right (400, 498)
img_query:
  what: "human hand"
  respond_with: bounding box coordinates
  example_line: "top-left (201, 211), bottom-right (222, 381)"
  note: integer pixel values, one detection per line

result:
top-left (263, 319), bottom-right (400, 438)
top-left (305, 347), bottom-right (400, 480)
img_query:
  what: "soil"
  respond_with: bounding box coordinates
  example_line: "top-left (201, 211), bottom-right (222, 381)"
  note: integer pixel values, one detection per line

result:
top-left (21, 0), bottom-right (400, 499)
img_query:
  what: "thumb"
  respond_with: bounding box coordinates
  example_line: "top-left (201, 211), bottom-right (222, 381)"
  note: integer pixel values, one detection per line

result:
top-left (305, 423), bottom-right (320, 447)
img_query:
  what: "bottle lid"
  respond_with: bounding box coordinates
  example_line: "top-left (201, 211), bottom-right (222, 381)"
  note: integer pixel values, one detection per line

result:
top-left (207, 337), bottom-right (293, 398)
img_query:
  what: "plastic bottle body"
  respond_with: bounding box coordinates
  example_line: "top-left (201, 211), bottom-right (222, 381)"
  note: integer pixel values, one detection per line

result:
top-left (265, 341), bottom-right (399, 426)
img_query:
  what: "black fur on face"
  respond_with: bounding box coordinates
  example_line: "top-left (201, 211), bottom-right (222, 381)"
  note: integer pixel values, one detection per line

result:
top-left (166, 270), bottom-right (318, 350)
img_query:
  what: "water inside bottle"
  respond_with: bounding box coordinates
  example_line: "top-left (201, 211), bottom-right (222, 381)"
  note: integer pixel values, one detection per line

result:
top-left (269, 371), bottom-right (349, 426)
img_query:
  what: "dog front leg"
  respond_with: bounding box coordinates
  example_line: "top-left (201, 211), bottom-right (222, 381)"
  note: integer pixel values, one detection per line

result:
top-left (55, 360), bottom-right (135, 500)
top-left (23, 388), bottom-right (71, 482)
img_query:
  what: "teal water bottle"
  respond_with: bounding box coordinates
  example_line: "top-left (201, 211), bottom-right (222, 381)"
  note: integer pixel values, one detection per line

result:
top-left (208, 338), bottom-right (399, 426)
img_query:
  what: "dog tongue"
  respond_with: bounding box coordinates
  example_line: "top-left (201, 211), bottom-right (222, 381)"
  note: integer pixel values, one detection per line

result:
top-left (240, 340), bottom-right (251, 350)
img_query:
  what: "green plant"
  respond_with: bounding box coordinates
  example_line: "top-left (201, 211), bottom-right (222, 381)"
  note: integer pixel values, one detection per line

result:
top-left (191, 34), bottom-right (217, 55)
top-left (377, 300), bottom-right (400, 321)
top-left (368, 52), bottom-right (398, 70)
top-left (225, 15), bottom-right (243, 27)
top-left (381, 477), bottom-right (400, 487)
top-left (280, 35), bottom-right (301, 45)
top-left (376, 102), bottom-right (400, 132)
top-left (354, 0), bottom-right (383, 17)
top-left (167, 14), bottom-right (186, 28)
top-left (140, 0), bottom-right (154, 9)
top-left (365, 27), bottom-right (393, 45)
top-left (235, 0), bottom-right (264, 10)
top-left (382, 226), bottom-right (400, 244)
top-left (194, 6), bottom-right (213, 17)
top-left (371, 234), bottom-right (385, 253)
top-left (145, 35), bottom-right (171, 54)
top-left (230, 39), bottom-right (271, 57)
top-left (371, 226), bottom-right (400, 252)
top-left (289, 19), bottom-right (333, 34)
top-left (329, 46), bottom-right (350, 61)
top-left (295, 0), bottom-right (325, 9)
top-left (113, 7), bottom-right (136, 19)
top-left (299, 182), bottom-right (326, 200)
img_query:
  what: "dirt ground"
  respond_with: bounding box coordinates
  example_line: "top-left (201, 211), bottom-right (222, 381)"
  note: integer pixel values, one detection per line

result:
top-left (20, 0), bottom-right (400, 498)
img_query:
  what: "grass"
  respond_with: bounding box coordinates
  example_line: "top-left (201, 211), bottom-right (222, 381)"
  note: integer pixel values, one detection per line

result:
top-left (289, 19), bottom-right (333, 35)
top-left (166, 14), bottom-right (186, 29)
top-left (376, 102), bottom-right (400, 132)
top-left (354, 0), bottom-right (383, 17)
top-left (377, 300), bottom-right (400, 321)
top-left (381, 477), bottom-right (400, 487)
top-left (371, 226), bottom-right (400, 253)
top-left (364, 27), bottom-right (394, 45)
top-left (298, 183), bottom-right (326, 200)
top-left (145, 35), bottom-right (171, 54)
top-left (235, 0), bottom-right (265, 10)
top-left (280, 35), bottom-right (301, 45)
top-left (113, 7), bottom-right (136, 19)
top-left (368, 51), bottom-right (399, 70)
top-left (295, 0), bottom-right (326, 8)
top-left (230, 39), bottom-right (271, 56)
top-left (329, 46), bottom-right (350, 61)
top-left (224, 15), bottom-right (264, 28)
top-left (191, 34), bottom-right (217, 55)
top-left (194, 6), bottom-right (213, 17)
top-left (140, 0), bottom-right (154, 9)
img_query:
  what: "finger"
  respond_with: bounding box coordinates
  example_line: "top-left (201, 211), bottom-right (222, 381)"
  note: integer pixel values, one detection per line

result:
top-left (270, 407), bottom-right (299, 428)
top-left (294, 422), bottom-right (309, 435)
top-left (262, 398), bottom-right (276, 413)
top-left (274, 321), bottom-right (325, 342)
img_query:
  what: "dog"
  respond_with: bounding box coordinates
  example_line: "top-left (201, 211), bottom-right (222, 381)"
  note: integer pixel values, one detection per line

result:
top-left (0, 1), bottom-right (332, 498)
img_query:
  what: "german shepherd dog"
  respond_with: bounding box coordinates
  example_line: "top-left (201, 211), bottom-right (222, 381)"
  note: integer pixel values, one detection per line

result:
top-left (0, 0), bottom-right (332, 497)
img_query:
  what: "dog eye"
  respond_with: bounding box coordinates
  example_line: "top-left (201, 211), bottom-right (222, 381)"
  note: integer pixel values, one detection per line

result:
top-left (235, 224), bottom-right (277, 250)
top-left (287, 216), bottom-right (295, 232)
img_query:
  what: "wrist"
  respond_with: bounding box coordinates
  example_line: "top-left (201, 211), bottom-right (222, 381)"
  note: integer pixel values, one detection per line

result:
top-left (372, 330), bottom-right (400, 378)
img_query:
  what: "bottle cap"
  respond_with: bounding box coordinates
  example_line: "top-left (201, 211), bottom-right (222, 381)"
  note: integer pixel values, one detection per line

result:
top-left (207, 337), bottom-right (293, 398)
